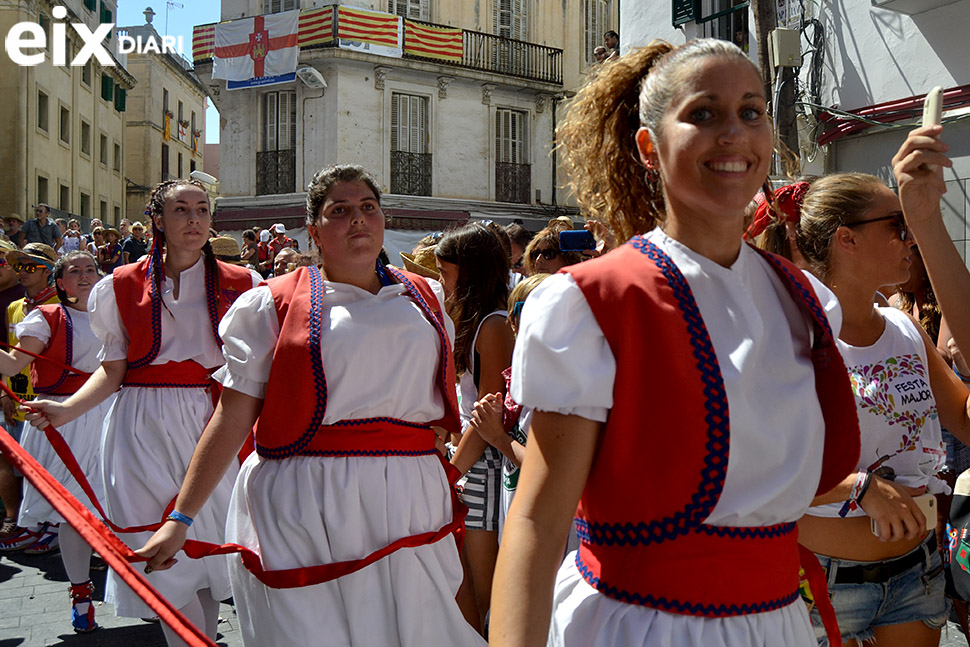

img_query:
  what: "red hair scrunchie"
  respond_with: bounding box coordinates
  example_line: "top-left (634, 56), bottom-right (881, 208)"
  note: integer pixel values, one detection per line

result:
top-left (744, 181), bottom-right (811, 240)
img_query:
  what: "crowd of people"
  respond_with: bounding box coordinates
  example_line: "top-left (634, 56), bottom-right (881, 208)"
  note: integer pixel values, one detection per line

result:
top-left (0, 36), bottom-right (967, 647)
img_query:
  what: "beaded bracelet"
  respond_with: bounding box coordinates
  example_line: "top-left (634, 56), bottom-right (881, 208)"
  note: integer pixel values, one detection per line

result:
top-left (838, 471), bottom-right (872, 518)
top-left (166, 510), bottom-right (194, 527)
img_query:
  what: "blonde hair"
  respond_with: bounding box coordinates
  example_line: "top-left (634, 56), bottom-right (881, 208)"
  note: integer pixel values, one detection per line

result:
top-left (795, 173), bottom-right (886, 283)
top-left (522, 221), bottom-right (584, 275)
top-left (508, 273), bottom-right (551, 332)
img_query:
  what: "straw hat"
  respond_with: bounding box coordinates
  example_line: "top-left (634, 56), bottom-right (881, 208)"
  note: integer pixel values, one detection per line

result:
top-left (400, 246), bottom-right (440, 280)
top-left (6, 213), bottom-right (24, 224)
top-left (104, 227), bottom-right (122, 240)
top-left (209, 236), bottom-right (247, 265)
top-left (0, 240), bottom-right (17, 253)
top-left (8, 242), bottom-right (57, 269)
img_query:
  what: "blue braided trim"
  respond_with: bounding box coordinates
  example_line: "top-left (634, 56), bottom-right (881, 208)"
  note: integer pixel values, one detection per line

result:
top-left (255, 446), bottom-right (438, 459)
top-left (328, 417), bottom-right (431, 429)
top-left (35, 304), bottom-right (75, 394)
top-left (574, 518), bottom-right (796, 545)
top-left (205, 257), bottom-right (221, 348)
top-left (387, 267), bottom-right (450, 395)
top-left (574, 552), bottom-right (799, 615)
top-left (122, 381), bottom-right (210, 389)
top-left (614, 237), bottom-right (730, 539)
top-left (756, 250), bottom-right (833, 341)
top-left (257, 266), bottom-right (329, 461)
top-left (128, 258), bottom-right (162, 370)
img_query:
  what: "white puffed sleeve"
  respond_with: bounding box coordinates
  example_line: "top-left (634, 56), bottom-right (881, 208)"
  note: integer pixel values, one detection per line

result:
top-left (804, 270), bottom-right (842, 338)
top-left (216, 286), bottom-right (280, 399)
top-left (87, 275), bottom-right (129, 362)
top-left (14, 309), bottom-right (52, 346)
top-left (510, 273), bottom-right (615, 422)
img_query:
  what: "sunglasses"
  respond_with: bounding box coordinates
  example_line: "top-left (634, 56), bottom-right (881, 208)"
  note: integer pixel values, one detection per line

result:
top-left (0, 258), bottom-right (7, 268)
top-left (529, 247), bottom-right (561, 262)
top-left (843, 212), bottom-right (908, 241)
top-left (14, 263), bottom-right (44, 273)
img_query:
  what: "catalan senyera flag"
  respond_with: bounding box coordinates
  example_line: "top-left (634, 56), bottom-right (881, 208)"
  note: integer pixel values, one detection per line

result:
top-left (337, 6), bottom-right (402, 57)
top-left (213, 10), bottom-right (299, 87)
top-left (298, 6), bottom-right (334, 47)
top-left (404, 20), bottom-right (462, 63)
top-left (192, 24), bottom-right (214, 60)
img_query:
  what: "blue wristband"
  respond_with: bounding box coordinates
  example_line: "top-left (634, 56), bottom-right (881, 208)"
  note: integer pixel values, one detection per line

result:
top-left (166, 511), bottom-right (193, 527)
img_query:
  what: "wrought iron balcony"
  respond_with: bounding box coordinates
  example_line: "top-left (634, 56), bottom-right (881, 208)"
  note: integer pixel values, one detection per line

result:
top-left (391, 151), bottom-right (432, 197)
top-left (256, 149), bottom-right (296, 196)
top-left (496, 162), bottom-right (531, 204)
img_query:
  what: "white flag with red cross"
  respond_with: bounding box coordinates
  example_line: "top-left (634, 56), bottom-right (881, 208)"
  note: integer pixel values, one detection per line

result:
top-left (213, 10), bottom-right (299, 87)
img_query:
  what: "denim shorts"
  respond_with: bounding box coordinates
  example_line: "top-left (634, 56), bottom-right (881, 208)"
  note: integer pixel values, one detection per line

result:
top-left (809, 534), bottom-right (949, 645)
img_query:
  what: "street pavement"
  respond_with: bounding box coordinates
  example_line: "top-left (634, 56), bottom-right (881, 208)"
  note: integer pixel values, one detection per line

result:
top-left (3, 546), bottom-right (970, 646)
top-left (0, 549), bottom-right (243, 647)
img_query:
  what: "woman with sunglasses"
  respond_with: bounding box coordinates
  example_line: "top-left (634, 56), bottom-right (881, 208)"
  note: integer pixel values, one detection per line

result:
top-left (0, 251), bottom-right (112, 633)
top-left (522, 221), bottom-right (585, 276)
top-left (795, 123), bottom-right (970, 645)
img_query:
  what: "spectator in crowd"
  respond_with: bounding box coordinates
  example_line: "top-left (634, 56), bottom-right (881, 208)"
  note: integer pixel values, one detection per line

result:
top-left (60, 219), bottom-right (83, 253)
top-left (272, 247), bottom-right (299, 277)
top-left (121, 221), bottom-right (149, 264)
top-left (97, 228), bottom-right (124, 274)
top-left (240, 230), bottom-right (258, 268)
top-left (89, 218), bottom-right (103, 231)
top-left (6, 215), bottom-right (25, 248)
top-left (118, 218), bottom-right (131, 239)
top-left (522, 221), bottom-right (584, 276)
top-left (268, 223), bottom-right (295, 257)
top-left (594, 46), bottom-right (609, 63)
top-left (22, 204), bottom-right (62, 249)
top-left (256, 229), bottom-right (272, 278)
top-left (87, 227), bottom-right (103, 256)
top-left (504, 223), bottom-right (533, 278)
top-left (604, 29), bottom-right (619, 57)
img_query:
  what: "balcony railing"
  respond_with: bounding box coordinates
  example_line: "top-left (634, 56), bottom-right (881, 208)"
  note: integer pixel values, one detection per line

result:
top-left (256, 149), bottom-right (296, 195)
top-left (193, 7), bottom-right (562, 86)
top-left (391, 151), bottom-right (432, 196)
top-left (496, 162), bottom-right (531, 204)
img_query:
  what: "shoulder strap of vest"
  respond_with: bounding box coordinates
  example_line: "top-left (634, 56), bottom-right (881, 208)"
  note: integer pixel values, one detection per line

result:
top-left (207, 260), bottom-right (255, 349)
top-left (112, 257), bottom-right (160, 369)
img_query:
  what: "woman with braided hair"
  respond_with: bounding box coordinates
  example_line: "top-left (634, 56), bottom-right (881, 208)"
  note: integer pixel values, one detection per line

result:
top-left (26, 179), bottom-right (260, 646)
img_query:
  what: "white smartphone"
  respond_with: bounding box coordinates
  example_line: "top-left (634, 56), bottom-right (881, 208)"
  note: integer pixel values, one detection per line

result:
top-left (870, 492), bottom-right (937, 538)
top-left (922, 86), bottom-right (943, 127)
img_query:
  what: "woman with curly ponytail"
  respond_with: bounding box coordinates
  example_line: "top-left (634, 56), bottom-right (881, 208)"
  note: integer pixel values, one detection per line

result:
top-left (27, 179), bottom-right (260, 647)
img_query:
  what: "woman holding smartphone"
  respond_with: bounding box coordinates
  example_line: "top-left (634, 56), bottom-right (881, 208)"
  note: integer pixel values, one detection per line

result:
top-left (795, 126), bottom-right (970, 646)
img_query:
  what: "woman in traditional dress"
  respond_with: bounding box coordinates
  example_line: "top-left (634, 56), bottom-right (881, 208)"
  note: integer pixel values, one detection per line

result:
top-left (136, 165), bottom-right (485, 647)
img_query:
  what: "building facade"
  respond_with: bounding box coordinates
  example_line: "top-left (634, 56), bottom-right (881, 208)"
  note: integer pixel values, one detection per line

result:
top-left (119, 9), bottom-right (208, 221)
top-left (192, 0), bottom-right (618, 234)
top-left (0, 0), bottom-right (134, 227)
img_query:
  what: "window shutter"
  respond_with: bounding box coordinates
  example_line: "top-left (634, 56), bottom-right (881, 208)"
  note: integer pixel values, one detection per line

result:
top-left (277, 91), bottom-right (296, 151)
top-left (101, 74), bottom-right (114, 101)
top-left (114, 87), bottom-right (126, 112)
top-left (84, 0), bottom-right (96, 11)
top-left (672, 0), bottom-right (696, 26)
top-left (264, 93), bottom-right (278, 151)
top-left (513, 0), bottom-right (527, 40)
top-left (390, 94), bottom-right (400, 151)
top-left (419, 0), bottom-right (430, 21)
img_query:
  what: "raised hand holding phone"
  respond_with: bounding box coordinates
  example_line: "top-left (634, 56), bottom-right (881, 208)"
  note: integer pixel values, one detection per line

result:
top-left (922, 86), bottom-right (943, 171)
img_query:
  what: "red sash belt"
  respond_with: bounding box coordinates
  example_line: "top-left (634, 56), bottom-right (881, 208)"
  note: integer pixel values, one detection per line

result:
top-left (123, 360), bottom-right (212, 388)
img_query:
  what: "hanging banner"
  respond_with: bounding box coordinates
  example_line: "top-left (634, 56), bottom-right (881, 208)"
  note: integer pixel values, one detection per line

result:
top-left (213, 10), bottom-right (299, 90)
top-left (192, 24), bottom-right (214, 60)
top-left (298, 6), bottom-right (335, 47)
top-left (337, 6), bottom-right (402, 59)
top-left (404, 20), bottom-right (462, 63)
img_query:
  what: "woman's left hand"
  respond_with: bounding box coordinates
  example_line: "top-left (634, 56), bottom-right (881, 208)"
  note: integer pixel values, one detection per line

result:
top-left (891, 125), bottom-right (951, 231)
top-left (134, 520), bottom-right (187, 573)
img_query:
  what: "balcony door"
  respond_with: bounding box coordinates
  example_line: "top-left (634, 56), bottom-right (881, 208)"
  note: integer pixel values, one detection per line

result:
top-left (258, 91), bottom-right (297, 195)
top-left (390, 93), bottom-right (431, 196)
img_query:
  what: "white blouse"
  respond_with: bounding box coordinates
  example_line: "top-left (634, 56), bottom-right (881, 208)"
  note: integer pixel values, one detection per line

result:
top-left (218, 277), bottom-right (456, 423)
top-left (16, 307), bottom-right (102, 373)
top-left (87, 257), bottom-right (260, 369)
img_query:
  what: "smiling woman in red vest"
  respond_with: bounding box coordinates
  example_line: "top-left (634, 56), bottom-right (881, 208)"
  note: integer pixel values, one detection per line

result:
top-left (0, 251), bottom-right (112, 634)
top-left (26, 179), bottom-right (260, 647)
top-left (489, 39), bottom-right (860, 647)
top-left (136, 165), bottom-right (485, 647)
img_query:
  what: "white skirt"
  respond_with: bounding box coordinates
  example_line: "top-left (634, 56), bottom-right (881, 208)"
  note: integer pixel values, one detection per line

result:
top-left (102, 385), bottom-right (237, 617)
top-left (226, 452), bottom-right (486, 647)
top-left (18, 393), bottom-right (115, 527)
top-left (549, 551), bottom-right (816, 647)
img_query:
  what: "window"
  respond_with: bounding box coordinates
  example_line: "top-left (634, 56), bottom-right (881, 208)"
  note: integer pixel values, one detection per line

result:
top-left (59, 106), bottom-right (70, 144)
top-left (190, 160), bottom-right (196, 173)
top-left (84, 0), bottom-right (96, 11)
top-left (493, 0), bottom-right (528, 40)
top-left (191, 111), bottom-right (196, 135)
top-left (495, 108), bottom-right (530, 203)
top-left (80, 193), bottom-right (91, 219)
top-left (257, 91), bottom-right (297, 195)
top-left (99, 134), bottom-right (108, 165)
top-left (584, 0), bottom-right (611, 64)
top-left (101, 73), bottom-right (114, 101)
top-left (80, 120), bottom-right (91, 156)
top-left (37, 176), bottom-right (49, 205)
top-left (59, 185), bottom-right (70, 212)
top-left (113, 143), bottom-right (121, 171)
top-left (81, 60), bottom-right (92, 86)
top-left (38, 14), bottom-right (49, 51)
top-left (695, 1), bottom-right (749, 43)
top-left (387, 0), bottom-right (429, 21)
top-left (177, 100), bottom-right (183, 125)
top-left (99, 200), bottom-right (107, 220)
top-left (163, 88), bottom-right (169, 113)
top-left (390, 93), bottom-right (431, 196)
top-left (100, 2), bottom-right (113, 30)
top-left (262, 0), bottom-right (298, 12)
top-left (161, 143), bottom-right (170, 179)
top-left (114, 86), bottom-right (126, 112)
top-left (178, 152), bottom-right (183, 178)
top-left (37, 90), bottom-right (49, 132)
top-left (113, 205), bottom-right (121, 222)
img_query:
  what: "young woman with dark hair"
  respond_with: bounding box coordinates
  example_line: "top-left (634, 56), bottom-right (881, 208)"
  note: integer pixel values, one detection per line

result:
top-left (435, 222), bottom-right (516, 632)
top-left (26, 179), bottom-right (260, 647)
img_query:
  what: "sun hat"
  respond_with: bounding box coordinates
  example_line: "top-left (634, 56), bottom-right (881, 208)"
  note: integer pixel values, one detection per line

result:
top-left (400, 246), bottom-right (440, 280)
top-left (208, 236), bottom-right (247, 265)
top-left (8, 243), bottom-right (58, 269)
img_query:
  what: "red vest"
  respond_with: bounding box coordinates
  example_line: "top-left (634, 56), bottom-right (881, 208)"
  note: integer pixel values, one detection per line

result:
top-left (30, 305), bottom-right (91, 396)
top-left (113, 256), bottom-right (253, 385)
top-left (567, 237), bottom-right (860, 617)
top-left (254, 265), bottom-right (460, 458)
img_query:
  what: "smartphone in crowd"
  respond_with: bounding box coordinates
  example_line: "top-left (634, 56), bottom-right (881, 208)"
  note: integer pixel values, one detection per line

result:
top-left (870, 492), bottom-right (936, 537)
top-left (559, 230), bottom-right (596, 252)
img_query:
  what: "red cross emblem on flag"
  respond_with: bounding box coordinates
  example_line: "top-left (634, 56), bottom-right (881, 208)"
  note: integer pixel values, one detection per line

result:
top-left (213, 12), bottom-right (299, 82)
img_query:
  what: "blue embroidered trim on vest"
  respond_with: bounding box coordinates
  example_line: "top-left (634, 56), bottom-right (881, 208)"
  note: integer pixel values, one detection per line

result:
top-left (34, 304), bottom-right (75, 394)
top-left (205, 259), bottom-right (222, 348)
top-left (586, 236), bottom-right (728, 542)
top-left (296, 448), bottom-right (439, 458)
top-left (574, 518), bottom-right (795, 545)
top-left (329, 416), bottom-right (431, 429)
top-left (574, 552), bottom-right (799, 615)
top-left (755, 249), bottom-right (833, 342)
top-left (121, 380), bottom-right (210, 389)
top-left (387, 267), bottom-right (451, 396)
